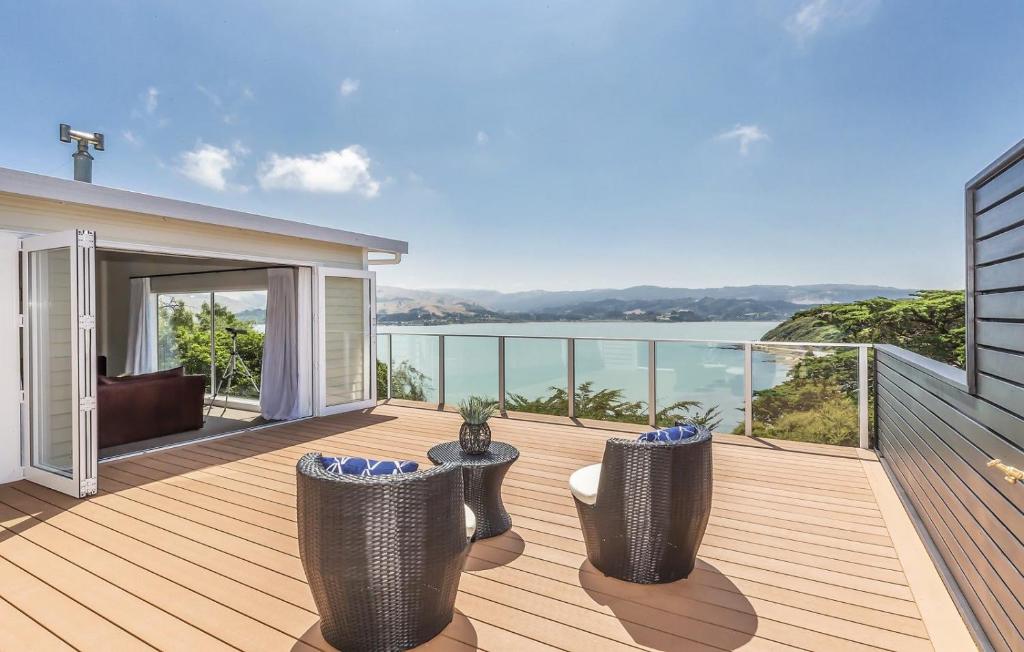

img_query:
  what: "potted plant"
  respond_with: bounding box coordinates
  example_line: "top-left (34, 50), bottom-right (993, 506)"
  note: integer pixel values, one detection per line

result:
top-left (458, 395), bottom-right (498, 454)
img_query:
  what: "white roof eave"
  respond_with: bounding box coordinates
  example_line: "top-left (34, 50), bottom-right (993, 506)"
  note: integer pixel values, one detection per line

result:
top-left (0, 166), bottom-right (409, 255)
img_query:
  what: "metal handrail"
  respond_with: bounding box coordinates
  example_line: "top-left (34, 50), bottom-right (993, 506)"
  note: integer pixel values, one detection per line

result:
top-left (378, 330), bottom-right (866, 348)
top-left (379, 331), bottom-right (873, 448)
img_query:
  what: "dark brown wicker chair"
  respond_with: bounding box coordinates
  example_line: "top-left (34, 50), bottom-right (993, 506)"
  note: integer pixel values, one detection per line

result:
top-left (296, 452), bottom-right (471, 651)
top-left (570, 430), bottom-right (713, 584)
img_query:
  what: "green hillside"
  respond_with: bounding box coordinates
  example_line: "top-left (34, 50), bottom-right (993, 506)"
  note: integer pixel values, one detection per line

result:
top-left (762, 290), bottom-right (966, 367)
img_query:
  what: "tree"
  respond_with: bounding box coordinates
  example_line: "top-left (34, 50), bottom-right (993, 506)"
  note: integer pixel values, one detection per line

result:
top-left (157, 299), bottom-right (264, 398)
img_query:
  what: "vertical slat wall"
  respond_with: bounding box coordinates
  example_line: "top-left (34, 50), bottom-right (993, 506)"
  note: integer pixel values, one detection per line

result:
top-left (966, 139), bottom-right (1024, 415)
top-left (876, 346), bottom-right (1023, 652)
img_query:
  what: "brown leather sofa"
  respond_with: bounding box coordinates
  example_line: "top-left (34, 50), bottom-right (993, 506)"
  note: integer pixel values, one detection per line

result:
top-left (97, 358), bottom-right (206, 449)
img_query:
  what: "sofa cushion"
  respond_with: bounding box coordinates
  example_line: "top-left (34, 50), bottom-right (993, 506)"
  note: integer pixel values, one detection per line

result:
top-left (637, 424), bottom-right (699, 443)
top-left (464, 505), bottom-right (476, 539)
top-left (569, 463), bottom-right (602, 506)
top-left (102, 366), bottom-right (185, 383)
top-left (321, 456), bottom-right (419, 477)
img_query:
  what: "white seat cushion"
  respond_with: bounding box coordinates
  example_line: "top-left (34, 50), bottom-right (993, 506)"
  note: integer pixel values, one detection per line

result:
top-left (464, 504), bottom-right (476, 539)
top-left (569, 463), bottom-right (602, 505)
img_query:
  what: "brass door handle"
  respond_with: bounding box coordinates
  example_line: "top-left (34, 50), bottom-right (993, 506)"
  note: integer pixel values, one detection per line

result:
top-left (987, 459), bottom-right (1024, 484)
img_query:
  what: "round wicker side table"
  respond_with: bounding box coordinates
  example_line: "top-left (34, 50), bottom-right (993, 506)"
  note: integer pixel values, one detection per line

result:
top-left (428, 441), bottom-right (519, 539)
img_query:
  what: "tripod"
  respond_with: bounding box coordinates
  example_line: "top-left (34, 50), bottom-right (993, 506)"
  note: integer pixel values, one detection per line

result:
top-left (207, 327), bottom-right (260, 416)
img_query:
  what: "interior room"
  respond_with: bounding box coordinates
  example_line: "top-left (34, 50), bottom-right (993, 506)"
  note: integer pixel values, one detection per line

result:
top-left (95, 249), bottom-right (313, 458)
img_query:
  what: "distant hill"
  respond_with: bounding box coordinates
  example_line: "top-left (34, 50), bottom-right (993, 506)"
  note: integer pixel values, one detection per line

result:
top-left (426, 284), bottom-right (914, 313)
top-left (376, 284), bottom-right (917, 325)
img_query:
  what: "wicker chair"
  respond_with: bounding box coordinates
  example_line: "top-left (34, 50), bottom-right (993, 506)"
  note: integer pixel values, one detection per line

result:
top-left (569, 430), bottom-right (713, 584)
top-left (296, 452), bottom-right (471, 651)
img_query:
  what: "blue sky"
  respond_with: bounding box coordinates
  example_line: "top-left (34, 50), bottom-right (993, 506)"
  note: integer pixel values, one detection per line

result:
top-left (2, 1), bottom-right (1023, 291)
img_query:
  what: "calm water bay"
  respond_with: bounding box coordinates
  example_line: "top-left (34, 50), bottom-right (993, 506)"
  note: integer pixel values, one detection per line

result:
top-left (379, 321), bottom-right (787, 432)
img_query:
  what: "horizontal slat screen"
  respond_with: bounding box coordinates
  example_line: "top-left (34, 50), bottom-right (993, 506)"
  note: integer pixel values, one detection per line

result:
top-left (876, 346), bottom-right (1024, 652)
top-left (970, 141), bottom-right (1024, 415)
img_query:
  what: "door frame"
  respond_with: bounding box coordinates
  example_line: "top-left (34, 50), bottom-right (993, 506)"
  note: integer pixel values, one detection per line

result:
top-left (20, 229), bottom-right (98, 497)
top-left (314, 266), bottom-right (377, 416)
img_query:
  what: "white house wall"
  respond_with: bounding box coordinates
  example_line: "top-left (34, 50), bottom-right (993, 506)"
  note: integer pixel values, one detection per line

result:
top-left (0, 193), bottom-right (366, 268)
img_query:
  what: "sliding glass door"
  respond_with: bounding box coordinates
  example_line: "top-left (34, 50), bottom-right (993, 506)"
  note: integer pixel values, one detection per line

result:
top-left (21, 230), bottom-right (98, 497)
top-left (155, 290), bottom-right (268, 400)
top-left (316, 268), bottom-right (376, 415)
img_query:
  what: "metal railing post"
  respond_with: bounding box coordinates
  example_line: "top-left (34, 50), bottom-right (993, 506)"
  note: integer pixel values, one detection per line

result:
top-left (437, 335), bottom-right (445, 408)
top-left (648, 340), bottom-right (657, 427)
top-left (859, 345), bottom-right (870, 449)
top-left (386, 333), bottom-right (392, 399)
top-left (744, 342), bottom-right (753, 437)
top-left (567, 338), bottom-right (575, 419)
top-left (498, 336), bottom-right (506, 414)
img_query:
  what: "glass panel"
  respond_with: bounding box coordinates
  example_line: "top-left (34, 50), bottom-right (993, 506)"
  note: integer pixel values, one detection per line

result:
top-left (156, 292), bottom-right (215, 390)
top-left (504, 338), bottom-right (568, 416)
top-left (324, 277), bottom-right (368, 406)
top-left (573, 339), bottom-right (649, 425)
top-left (750, 343), bottom-right (860, 446)
top-left (443, 336), bottom-right (498, 406)
top-left (27, 247), bottom-right (73, 476)
top-left (212, 291), bottom-right (266, 401)
top-left (655, 341), bottom-right (745, 431)
top-left (376, 333), bottom-right (390, 399)
top-left (389, 334), bottom-right (439, 402)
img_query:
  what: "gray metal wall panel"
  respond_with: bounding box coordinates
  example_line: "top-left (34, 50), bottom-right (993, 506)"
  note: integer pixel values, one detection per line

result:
top-left (877, 347), bottom-right (1024, 652)
top-left (976, 321), bottom-right (1024, 354)
top-left (976, 291), bottom-right (1024, 320)
top-left (975, 191), bottom-right (1024, 239)
top-left (969, 142), bottom-right (1024, 396)
top-left (975, 257), bottom-right (1024, 291)
top-left (975, 155), bottom-right (1024, 212)
top-left (977, 374), bottom-right (1024, 416)
top-left (975, 226), bottom-right (1024, 265)
top-left (977, 349), bottom-right (1024, 386)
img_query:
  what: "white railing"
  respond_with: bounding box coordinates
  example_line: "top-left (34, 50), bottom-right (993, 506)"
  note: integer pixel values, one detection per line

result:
top-left (379, 332), bottom-right (873, 448)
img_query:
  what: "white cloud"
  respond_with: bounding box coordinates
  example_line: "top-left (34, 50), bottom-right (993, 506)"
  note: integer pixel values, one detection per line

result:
top-left (257, 146), bottom-right (380, 197)
top-left (339, 78), bottom-right (360, 97)
top-left (716, 124), bottom-right (770, 156)
top-left (785, 0), bottom-right (879, 41)
top-left (143, 87), bottom-right (159, 114)
top-left (177, 141), bottom-right (244, 191)
top-left (121, 130), bottom-right (142, 146)
top-left (476, 130), bottom-right (489, 146)
top-left (196, 84), bottom-right (223, 107)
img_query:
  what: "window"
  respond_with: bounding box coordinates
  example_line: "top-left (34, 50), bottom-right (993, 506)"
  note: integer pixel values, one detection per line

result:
top-left (156, 290), bottom-right (268, 400)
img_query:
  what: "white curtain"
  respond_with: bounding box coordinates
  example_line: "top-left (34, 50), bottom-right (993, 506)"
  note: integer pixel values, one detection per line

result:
top-left (124, 277), bottom-right (157, 375)
top-left (260, 268), bottom-right (301, 420)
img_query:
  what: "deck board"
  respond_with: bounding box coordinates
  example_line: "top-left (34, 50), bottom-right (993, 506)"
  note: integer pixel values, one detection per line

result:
top-left (0, 404), bottom-right (966, 651)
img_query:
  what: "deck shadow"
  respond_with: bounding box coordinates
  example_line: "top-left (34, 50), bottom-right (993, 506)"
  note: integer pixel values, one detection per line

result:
top-left (98, 409), bottom-right (399, 492)
top-left (464, 530), bottom-right (525, 571)
top-left (579, 559), bottom-right (757, 650)
top-left (293, 610), bottom-right (477, 651)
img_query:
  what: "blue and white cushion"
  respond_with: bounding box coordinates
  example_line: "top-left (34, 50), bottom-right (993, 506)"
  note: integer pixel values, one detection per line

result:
top-left (637, 424), bottom-right (699, 443)
top-left (321, 455), bottom-right (419, 476)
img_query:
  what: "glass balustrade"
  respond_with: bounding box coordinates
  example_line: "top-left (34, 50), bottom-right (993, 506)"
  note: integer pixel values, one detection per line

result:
top-left (655, 341), bottom-right (745, 431)
top-left (504, 337), bottom-right (569, 416)
top-left (443, 336), bottom-right (499, 406)
top-left (573, 339), bottom-right (649, 425)
top-left (377, 330), bottom-right (868, 447)
top-left (751, 343), bottom-right (860, 446)
top-left (376, 333), bottom-right (390, 399)
top-left (389, 334), bottom-right (440, 403)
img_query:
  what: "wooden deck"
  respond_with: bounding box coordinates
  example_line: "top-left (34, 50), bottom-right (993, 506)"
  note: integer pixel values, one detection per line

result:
top-left (0, 404), bottom-right (970, 651)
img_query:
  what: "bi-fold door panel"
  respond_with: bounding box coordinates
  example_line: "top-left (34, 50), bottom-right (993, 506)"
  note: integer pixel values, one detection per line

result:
top-left (21, 230), bottom-right (98, 497)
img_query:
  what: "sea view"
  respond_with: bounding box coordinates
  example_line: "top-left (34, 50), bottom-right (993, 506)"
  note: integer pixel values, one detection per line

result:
top-left (380, 321), bottom-right (787, 431)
